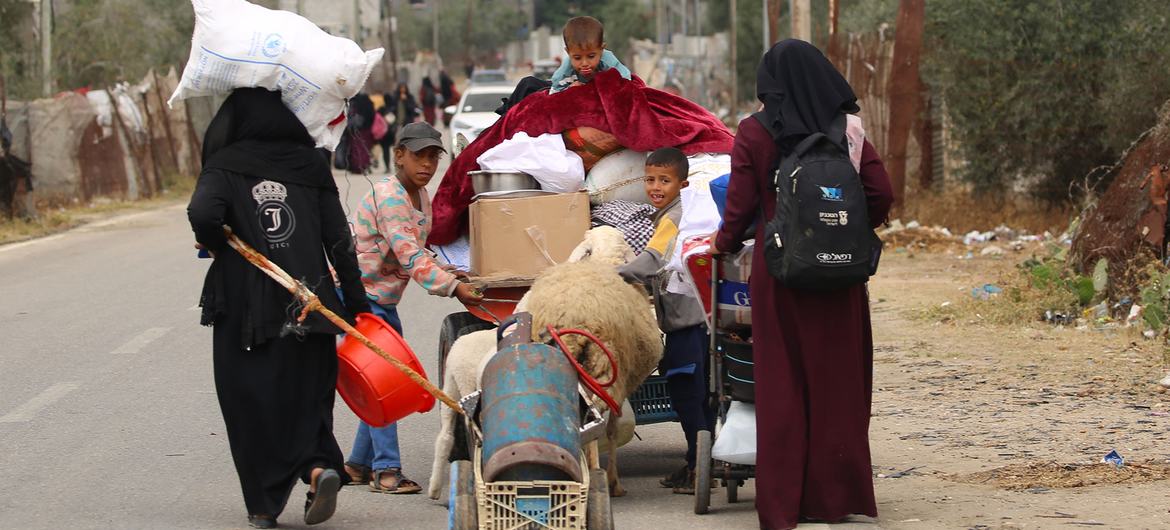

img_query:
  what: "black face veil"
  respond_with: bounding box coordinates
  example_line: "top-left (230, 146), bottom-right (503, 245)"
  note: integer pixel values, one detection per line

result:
top-left (756, 39), bottom-right (860, 144)
top-left (201, 87), bottom-right (333, 188)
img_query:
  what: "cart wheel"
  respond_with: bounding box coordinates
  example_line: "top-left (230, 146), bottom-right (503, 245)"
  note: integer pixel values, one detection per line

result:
top-left (586, 468), bottom-right (614, 530)
top-left (438, 312), bottom-right (496, 383)
top-left (694, 430), bottom-right (712, 515)
top-left (726, 478), bottom-right (739, 503)
top-left (448, 460), bottom-right (477, 530)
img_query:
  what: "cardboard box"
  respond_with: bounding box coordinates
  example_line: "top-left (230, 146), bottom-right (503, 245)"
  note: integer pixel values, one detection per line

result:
top-left (469, 191), bottom-right (591, 279)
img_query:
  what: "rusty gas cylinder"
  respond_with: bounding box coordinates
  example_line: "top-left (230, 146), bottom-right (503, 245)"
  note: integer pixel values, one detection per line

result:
top-left (480, 342), bottom-right (582, 483)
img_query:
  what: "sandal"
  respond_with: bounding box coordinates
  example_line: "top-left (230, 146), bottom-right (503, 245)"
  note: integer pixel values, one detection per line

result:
top-left (303, 468), bottom-right (340, 525)
top-left (659, 465), bottom-right (689, 488)
top-left (369, 468), bottom-right (422, 494)
top-left (344, 462), bottom-right (372, 485)
top-left (672, 469), bottom-right (698, 495)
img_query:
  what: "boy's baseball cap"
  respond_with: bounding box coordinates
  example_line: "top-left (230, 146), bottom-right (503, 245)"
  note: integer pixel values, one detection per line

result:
top-left (397, 122), bottom-right (447, 153)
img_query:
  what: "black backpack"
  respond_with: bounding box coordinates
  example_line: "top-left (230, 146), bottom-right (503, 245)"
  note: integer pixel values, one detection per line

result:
top-left (755, 113), bottom-right (881, 289)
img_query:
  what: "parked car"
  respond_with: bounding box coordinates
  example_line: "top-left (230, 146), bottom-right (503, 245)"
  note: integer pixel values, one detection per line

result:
top-left (445, 83), bottom-right (516, 154)
top-left (532, 59), bottom-right (560, 81)
top-left (469, 69), bottom-right (509, 86)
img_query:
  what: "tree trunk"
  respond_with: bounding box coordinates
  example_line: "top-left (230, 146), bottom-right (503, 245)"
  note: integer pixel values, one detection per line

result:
top-left (884, 0), bottom-right (925, 211)
top-left (827, 0), bottom-right (842, 67)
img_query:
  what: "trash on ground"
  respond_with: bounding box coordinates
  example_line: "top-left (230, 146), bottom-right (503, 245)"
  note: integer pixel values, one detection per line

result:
top-left (971, 284), bottom-right (1003, 300)
top-left (1101, 450), bottom-right (1125, 468)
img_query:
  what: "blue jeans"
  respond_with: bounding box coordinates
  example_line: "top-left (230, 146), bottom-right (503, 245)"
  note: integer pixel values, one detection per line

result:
top-left (345, 301), bottom-right (405, 471)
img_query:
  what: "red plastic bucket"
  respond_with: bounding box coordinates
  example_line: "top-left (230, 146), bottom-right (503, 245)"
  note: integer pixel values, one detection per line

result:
top-left (336, 313), bottom-right (435, 427)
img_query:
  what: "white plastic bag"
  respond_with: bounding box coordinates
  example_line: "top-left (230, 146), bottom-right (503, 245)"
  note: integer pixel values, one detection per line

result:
top-left (168, 0), bottom-right (384, 150)
top-left (476, 132), bottom-right (585, 193)
top-left (711, 401), bottom-right (756, 465)
top-left (664, 153), bottom-right (730, 295)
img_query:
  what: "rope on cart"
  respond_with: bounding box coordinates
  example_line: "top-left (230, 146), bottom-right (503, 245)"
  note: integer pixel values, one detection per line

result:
top-left (546, 325), bottom-right (622, 416)
top-left (223, 226), bottom-right (466, 416)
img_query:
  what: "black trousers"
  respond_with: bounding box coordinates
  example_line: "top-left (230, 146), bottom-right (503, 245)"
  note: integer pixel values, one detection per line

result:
top-left (213, 323), bottom-right (345, 517)
top-left (663, 325), bottom-right (716, 468)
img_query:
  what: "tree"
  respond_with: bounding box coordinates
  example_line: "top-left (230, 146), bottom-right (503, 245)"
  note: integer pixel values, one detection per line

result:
top-left (926, 0), bottom-right (1170, 202)
top-left (884, 0), bottom-right (924, 209)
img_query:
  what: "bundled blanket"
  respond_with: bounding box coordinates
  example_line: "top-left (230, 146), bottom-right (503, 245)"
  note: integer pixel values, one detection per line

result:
top-left (430, 70), bottom-right (734, 245)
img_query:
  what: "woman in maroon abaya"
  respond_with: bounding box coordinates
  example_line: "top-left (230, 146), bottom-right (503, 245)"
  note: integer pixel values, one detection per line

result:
top-left (713, 40), bottom-right (894, 530)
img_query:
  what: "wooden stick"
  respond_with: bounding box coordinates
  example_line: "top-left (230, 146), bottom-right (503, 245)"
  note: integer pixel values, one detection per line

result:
top-left (223, 227), bottom-right (465, 415)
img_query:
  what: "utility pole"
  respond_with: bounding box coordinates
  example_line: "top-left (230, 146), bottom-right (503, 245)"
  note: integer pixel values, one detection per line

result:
top-left (729, 0), bottom-right (737, 118)
top-left (40, 0), bottom-right (52, 97)
top-left (656, 0), bottom-right (667, 54)
top-left (790, 0), bottom-right (811, 42)
top-left (352, 0), bottom-right (361, 41)
top-left (431, 0), bottom-right (439, 58)
top-left (762, 0), bottom-right (768, 52)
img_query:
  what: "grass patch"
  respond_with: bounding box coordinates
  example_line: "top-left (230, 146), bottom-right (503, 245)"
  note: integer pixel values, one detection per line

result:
top-left (0, 174), bottom-right (196, 246)
top-left (919, 245), bottom-right (1084, 326)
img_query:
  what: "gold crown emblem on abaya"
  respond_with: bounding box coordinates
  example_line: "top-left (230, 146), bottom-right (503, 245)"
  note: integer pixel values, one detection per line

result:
top-left (251, 180), bottom-right (288, 203)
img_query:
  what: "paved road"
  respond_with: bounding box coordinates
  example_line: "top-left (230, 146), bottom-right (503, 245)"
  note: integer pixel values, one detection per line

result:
top-left (0, 154), bottom-right (768, 528)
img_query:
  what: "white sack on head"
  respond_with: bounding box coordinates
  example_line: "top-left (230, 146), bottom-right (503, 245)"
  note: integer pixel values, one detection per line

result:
top-left (476, 132), bottom-right (586, 193)
top-left (168, 0), bottom-right (384, 150)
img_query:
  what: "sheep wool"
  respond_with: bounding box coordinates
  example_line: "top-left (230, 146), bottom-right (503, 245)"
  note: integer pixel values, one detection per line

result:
top-left (524, 260), bottom-right (663, 410)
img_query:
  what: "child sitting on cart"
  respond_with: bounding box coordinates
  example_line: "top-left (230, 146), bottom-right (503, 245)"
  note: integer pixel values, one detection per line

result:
top-left (617, 147), bottom-right (714, 494)
top-left (344, 122), bottom-right (483, 494)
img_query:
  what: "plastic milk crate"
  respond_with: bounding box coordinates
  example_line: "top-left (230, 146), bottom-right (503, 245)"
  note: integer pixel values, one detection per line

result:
top-left (629, 375), bottom-right (678, 425)
top-left (474, 451), bottom-right (588, 530)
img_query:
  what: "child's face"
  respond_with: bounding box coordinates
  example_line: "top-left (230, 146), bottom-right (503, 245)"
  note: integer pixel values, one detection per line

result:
top-left (643, 164), bottom-right (688, 209)
top-left (566, 42), bottom-right (605, 81)
top-left (395, 146), bottom-right (443, 189)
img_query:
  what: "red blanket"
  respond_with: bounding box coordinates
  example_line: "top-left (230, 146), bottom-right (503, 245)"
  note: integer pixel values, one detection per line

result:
top-left (430, 70), bottom-right (735, 245)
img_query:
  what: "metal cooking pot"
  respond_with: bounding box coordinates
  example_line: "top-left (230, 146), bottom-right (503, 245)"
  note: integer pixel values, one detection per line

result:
top-left (469, 170), bottom-right (540, 194)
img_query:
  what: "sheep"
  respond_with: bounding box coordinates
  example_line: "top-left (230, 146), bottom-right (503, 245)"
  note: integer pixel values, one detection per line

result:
top-left (522, 260), bottom-right (663, 497)
top-left (426, 328), bottom-right (497, 500)
top-left (426, 225), bottom-right (656, 499)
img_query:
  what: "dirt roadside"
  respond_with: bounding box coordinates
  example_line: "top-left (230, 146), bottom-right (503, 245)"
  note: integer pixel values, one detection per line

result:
top-left (866, 250), bottom-right (1170, 529)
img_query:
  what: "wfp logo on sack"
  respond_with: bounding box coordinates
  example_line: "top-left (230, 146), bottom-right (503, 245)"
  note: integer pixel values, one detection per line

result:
top-left (819, 186), bottom-right (844, 202)
top-left (262, 34), bottom-right (286, 58)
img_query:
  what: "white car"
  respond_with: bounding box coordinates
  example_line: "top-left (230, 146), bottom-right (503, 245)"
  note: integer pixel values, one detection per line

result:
top-left (445, 84), bottom-right (515, 155)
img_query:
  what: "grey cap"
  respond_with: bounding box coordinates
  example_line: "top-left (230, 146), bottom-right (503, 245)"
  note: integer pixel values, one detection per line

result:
top-left (397, 122), bottom-right (447, 153)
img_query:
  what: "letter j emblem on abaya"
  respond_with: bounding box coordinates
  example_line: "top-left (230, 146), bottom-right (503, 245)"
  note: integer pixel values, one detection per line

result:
top-left (252, 180), bottom-right (297, 244)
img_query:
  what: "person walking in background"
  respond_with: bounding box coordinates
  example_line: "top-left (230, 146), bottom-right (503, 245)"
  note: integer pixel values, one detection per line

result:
top-left (439, 70), bottom-right (460, 127)
top-left (419, 77), bottom-right (438, 126)
top-left (187, 87), bottom-right (371, 528)
top-left (346, 92), bottom-right (376, 174)
top-left (378, 84), bottom-right (419, 173)
top-left (712, 40), bottom-right (894, 530)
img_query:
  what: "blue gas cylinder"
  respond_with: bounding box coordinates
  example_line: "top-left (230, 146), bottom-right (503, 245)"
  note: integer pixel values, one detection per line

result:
top-left (480, 342), bottom-right (582, 483)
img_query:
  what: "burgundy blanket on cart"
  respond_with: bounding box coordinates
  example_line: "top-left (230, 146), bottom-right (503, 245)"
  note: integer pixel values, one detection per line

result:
top-left (429, 69), bottom-right (734, 245)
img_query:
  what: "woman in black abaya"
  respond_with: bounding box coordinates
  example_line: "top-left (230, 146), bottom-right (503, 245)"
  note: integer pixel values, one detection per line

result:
top-left (187, 88), bottom-right (370, 529)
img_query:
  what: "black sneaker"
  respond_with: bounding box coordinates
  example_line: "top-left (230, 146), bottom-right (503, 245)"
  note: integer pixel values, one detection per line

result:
top-left (659, 465), bottom-right (690, 488)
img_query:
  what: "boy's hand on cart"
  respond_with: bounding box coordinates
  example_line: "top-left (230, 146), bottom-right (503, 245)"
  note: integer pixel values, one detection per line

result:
top-left (453, 282), bottom-right (484, 305)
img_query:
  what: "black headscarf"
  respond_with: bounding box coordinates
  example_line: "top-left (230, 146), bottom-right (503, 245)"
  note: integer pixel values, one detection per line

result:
top-left (756, 39), bottom-right (859, 144)
top-left (201, 87), bottom-right (334, 189)
top-left (348, 92), bottom-right (375, 131)
top-left (439, 71), bottom-right (455, 101)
